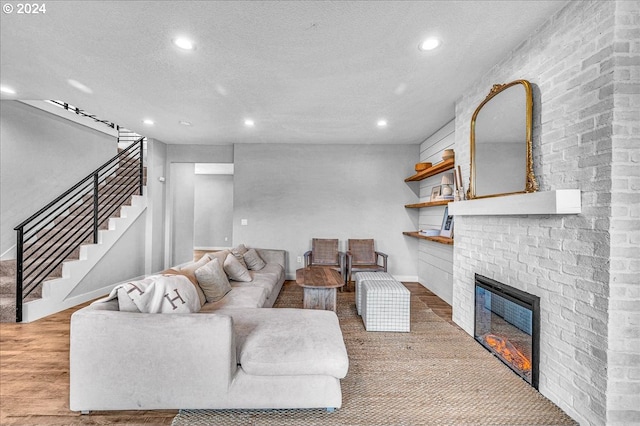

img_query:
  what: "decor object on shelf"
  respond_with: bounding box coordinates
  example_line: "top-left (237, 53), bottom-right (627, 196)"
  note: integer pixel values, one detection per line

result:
top-left (414, 162), bottom-right (432, 172)
top-left (440, 206), bottom-right (454, 238)
top-left (430, 185), bottom-right (441, 201)
top-left (404, 158), bottom-right (455, 182)
top-left (442, 149), bottom-right (455, 161)
top-left (454, 165), bottom-right (466, 201)
top-left (440, 173), bottom-right (454, 197)
top-left (469, 79), bottom-right (538, 199)
top-left (419, 228), bottom-right (440, 237)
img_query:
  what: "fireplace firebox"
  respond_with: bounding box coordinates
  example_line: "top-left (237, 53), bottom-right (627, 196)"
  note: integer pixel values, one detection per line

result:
top-left (474, 274), bottom-right (540, 389)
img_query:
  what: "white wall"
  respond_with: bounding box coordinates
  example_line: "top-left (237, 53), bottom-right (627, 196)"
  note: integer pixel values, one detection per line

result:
top-left (416, 120), bottom-right (455, 304)
top-left (67, 211), bottom-right (146, 297)
top-left (194, 174), bottom-right (234, 249)
top-left (0, 101), bottom-right (117, 257)
top-left (145, 138), bottom-right (167, 274)
top-left (169, 163), bottom-right (195, 266)
top-left (233, 143), bottom-right (419, 280)
top-left (167, 144), bottom-right (233, 163)
top-left (165, 144), bottom-right (234, 265)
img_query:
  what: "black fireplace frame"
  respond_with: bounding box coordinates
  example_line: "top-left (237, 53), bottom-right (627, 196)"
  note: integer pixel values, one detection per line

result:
top-left (474, 273), bottom-right (540, 389)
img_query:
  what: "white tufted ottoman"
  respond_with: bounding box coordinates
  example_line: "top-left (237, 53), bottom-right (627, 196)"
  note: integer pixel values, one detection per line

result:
top-left (361, 280), bottom-right (410, 332)
top-left (354, 272), bottom-right (395, 315)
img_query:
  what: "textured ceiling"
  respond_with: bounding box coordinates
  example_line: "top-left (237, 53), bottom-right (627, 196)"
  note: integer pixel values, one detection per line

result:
top-left (0, 1), bottom-right (568, 145)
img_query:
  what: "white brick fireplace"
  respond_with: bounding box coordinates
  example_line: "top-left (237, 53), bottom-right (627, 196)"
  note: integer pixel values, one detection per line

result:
top-left (447, 1), bottom-right (639, 425)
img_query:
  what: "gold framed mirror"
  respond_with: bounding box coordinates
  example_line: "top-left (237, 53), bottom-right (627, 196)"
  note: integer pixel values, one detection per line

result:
top-left (468, 79), bottom-right (538, 199)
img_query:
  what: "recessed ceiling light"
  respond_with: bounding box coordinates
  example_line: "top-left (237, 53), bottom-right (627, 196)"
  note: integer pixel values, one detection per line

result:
top-left (244, 119), bottom-right (255, 127)
top-left (377, 119), bottom-right (388, 128)
top-left (67, 79), bottom-right (93, 94)
top-left (0, 85), bottom-right (16, 95)
top-left (143, 119), bottom-right (154, 125)
top-left (419, 37), bottom-right (441, 51)
top-left (173, 37), bottom-right (195, 50)
top-left (179, 120), bottom-right (192, 126)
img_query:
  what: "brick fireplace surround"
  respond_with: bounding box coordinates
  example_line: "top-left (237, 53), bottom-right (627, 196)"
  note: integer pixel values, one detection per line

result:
top-left (449, 1), bottom-right (639, 425)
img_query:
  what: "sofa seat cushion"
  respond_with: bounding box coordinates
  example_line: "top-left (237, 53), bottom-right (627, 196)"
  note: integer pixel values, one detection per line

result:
top-left (200, 286), bottom-right (268, 312)
top-left (219, 308), bottom-right (349, 379)
top-left (229, 263), bottom-right (284, 294)
top-left (251, 263), bottom-right (284, 284)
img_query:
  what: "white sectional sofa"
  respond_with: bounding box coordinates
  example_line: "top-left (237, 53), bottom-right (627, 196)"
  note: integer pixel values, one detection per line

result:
top-left (69, 248), bottom-right (349, 413)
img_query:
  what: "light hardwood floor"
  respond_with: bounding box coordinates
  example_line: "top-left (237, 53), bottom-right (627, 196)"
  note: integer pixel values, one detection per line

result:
top-left (0, 281), bottom-right (452, 425)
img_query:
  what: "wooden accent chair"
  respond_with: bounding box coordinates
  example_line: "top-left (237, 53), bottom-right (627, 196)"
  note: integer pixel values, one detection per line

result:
top-left (304, 238), bottom-right (345, 280)
top-left (346, 239), bottom-right (388, 285)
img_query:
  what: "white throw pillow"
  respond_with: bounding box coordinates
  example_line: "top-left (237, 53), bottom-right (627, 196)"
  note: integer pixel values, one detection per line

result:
top-left (179, 254), bottom-right (210, 275)
top-left (231, 244), bottom-right (249, 268)
top-left (224, 253), bottom-right (253, 282)
top-left (243, 248), bottom-right (266, 271)
top-left (195, 258), bottom-right (232, 302)
top-left (205, 250), bottom-right (229, 266)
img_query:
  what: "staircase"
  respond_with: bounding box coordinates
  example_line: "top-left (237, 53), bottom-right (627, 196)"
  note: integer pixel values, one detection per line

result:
top-left (0, 139), bottom-right (146, 323)
top-left (117, 128), bottom-right (142, 149)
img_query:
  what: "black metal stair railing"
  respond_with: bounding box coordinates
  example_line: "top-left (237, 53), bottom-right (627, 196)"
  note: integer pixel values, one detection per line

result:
top-left (13, 138), bottom-right (144, 322)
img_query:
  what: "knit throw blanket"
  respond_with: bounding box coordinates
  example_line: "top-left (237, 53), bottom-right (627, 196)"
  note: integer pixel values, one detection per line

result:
top-left (95, 274), bottom-right (200, 313)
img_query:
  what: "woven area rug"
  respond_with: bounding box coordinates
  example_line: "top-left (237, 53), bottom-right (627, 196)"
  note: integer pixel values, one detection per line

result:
top-left (172, 283), bottom-right (576, 426)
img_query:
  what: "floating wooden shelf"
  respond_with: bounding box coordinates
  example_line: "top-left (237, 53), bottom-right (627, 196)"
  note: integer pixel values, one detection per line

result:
top-left (404, 199), bottom-right (451, 209)
top-left (404, 159), bottom-right (455, 182)
top-left (403, 231), bottom-right (454, 245)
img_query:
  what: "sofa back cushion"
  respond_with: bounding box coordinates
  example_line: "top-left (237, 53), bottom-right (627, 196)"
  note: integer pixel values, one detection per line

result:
top-left (224, 254), bottom-right (252, 282)
top-left (243, 249), bottom-right (266, 271)
top-left (195, 258), bottom-right (232, 303)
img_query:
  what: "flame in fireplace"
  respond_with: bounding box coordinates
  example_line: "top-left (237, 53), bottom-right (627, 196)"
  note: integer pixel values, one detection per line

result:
top-left (483, 334), bottom-right (531, 373)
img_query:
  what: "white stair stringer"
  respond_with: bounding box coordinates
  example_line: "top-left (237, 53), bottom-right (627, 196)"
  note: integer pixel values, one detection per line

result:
top-left (21, 192), bottom-right (147, 323)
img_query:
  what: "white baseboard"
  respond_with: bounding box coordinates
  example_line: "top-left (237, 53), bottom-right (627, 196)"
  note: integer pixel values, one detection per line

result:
top-left (284, 273), bottom-right (419, 282)
top-left (1, 246), bottom-right (16, 261)
top-left (394, 275), bottom-right (420, 282)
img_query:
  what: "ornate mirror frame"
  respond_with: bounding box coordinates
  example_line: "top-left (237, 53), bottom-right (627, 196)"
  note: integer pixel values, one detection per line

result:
top-left (468, 79), bottom-right (538, 199)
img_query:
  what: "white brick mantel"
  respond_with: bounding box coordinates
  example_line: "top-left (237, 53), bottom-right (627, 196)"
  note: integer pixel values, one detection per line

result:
top-left (448, 189), bottom-right (581, 216)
